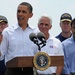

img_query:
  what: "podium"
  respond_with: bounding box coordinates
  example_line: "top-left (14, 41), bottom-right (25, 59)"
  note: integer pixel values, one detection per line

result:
top-left (6, 56), bottom-right (64, 68)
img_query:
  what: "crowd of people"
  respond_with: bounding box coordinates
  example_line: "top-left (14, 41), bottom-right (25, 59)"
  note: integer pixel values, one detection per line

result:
top-left (0, 1), bottom-right (75, 75)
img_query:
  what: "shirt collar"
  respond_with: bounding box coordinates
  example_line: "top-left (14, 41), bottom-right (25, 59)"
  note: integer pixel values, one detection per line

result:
top-left (47, 35), bottom-right (53, 41)
top-left (13, 23), bottom-right (34, 30)
top-left (71, 35), bottom-right (75, 42)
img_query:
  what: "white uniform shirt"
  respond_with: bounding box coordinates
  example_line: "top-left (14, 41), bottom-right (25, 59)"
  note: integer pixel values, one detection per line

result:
top-left (37, 36), bottom-right (64, 74)
top-left (0, 24), bottom-right (38, 64)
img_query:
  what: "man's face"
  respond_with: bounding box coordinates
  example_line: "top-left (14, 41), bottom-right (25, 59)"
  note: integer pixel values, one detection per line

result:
top-left (0, 21), bottom-right (8, 43)
top-left (60, 21), bottom-right (71, 33)
top-left (38, 17), bottom-right (52, 34)
top-left (0, 21), bottom-right (8, 31)
top-left (0, 32), bottom-right (2, 43)
top-left (71, 23), bottom-right (75, 39)
top-left (17, 5), bottom-right (33, 25)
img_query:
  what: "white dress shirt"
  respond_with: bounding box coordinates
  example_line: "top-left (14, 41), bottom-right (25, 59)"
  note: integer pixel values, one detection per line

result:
top-left (0, 24), bottom-right (38, 64)
top-left (37, 36), bottom-right (64, 74)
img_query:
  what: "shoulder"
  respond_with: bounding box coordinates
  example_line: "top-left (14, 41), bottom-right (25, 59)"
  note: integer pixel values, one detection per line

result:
top-left (62, 37), bottom-right (72, 45)
top-left (55, 33), bottom-right (61, 38)
top-left (2, 25), bottom-right (15, 34)
top-left (28, 26), bottom-right (38, 34)
top-left (49, 36), bottom-right (62, 44)
top-left (51, 36), bottom-right (61, 42)
top-left (62, 36), bottom-right (73, 48)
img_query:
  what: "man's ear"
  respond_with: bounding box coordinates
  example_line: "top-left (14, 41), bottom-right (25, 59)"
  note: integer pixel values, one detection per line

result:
top-left (38, 24), bottom-right (39, 28)
top-left (60, 23), bottom-right (61, 27)
top-left (29, 13), bottom-right (33, 18)
top-left (49, 25), bottom-right (52, 29)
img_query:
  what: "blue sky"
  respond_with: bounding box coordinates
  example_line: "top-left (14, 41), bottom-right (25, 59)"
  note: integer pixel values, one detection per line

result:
top-left (0, 0), bottom-right (75, 36)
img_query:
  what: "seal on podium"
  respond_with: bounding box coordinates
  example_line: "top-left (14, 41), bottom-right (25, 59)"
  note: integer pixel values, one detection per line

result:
top-left (33, 52), bottom-right (51, 71)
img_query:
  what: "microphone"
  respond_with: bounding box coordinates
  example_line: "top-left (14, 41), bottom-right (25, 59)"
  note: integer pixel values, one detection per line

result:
top-left (29, 33), bottom-right (38, 44)
top-left (37, 32), bottom-right (46, 43)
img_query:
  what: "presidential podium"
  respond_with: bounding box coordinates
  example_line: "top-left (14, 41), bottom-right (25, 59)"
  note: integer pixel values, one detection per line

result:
top-left (6, 56), bottom-right (64, 68)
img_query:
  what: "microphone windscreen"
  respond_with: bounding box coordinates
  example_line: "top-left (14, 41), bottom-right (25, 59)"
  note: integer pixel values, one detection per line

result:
top-left (37, 32), bottom-right (45, 41)
top-left (29, 33), bottom-right (37, 41)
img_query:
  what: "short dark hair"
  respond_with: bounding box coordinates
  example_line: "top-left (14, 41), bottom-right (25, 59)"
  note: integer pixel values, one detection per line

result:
top-left (19, 2), bottom-right (33, 13)
top-left (71, 18), bottom-right (75, 27)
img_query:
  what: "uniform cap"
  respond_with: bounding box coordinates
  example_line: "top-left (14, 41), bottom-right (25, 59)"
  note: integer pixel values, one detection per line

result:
top-left (60, 13), bottom-right (72, 22)
top-left (0, 15), bottom-right (8, 23)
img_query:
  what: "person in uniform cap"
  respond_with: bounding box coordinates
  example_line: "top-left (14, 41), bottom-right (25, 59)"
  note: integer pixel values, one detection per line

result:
top-left (56, 13), bottom-right (72, 75)
top-left (56, 13), bottom-right (72, 42)
top-left (0, 15), bottom-right (8, 75)
top-left (0, 15), bottom-right (8, 31)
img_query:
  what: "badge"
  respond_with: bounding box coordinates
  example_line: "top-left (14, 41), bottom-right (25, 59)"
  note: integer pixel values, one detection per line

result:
top-left (33, 52), bottom-right (51, 71)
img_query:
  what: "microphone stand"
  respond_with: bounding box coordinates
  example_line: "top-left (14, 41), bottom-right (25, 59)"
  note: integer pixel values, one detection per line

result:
top-left (36, 43), bottom-right (41, 51)
top-left (33, 41), bottom-right (41, 51)
top-left (33, 38), bottom-right (46, 52)
top-left (36, 41), bottom-right (46, 52)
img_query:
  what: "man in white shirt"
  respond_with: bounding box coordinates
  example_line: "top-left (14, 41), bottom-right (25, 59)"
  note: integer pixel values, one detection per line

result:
top-left (37, 15), bottom-right (64, 75)
top-left (0, 2), bottom-right (38, 75)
